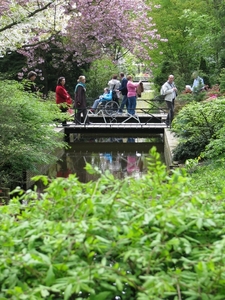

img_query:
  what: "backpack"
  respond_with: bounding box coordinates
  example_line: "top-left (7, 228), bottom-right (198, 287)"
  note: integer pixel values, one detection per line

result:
top-left (160, 86), bottom-right (165, 96)
top-left (136, 82), bottom-right (144, 97)
top-left (112, 85), bottom-right (119, 103)
top-left (157, 85), bottom-right (166, 100)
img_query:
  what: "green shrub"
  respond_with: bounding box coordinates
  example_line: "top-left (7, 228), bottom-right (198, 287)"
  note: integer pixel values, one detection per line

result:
top-left (219, 68), bottom-right (225, 93)
top-left (172, 99), bottom-right (225, 162)
top-left (1, 147), bottom-right (225, 299)
top-left (0, 80), bottom-right (66, 188)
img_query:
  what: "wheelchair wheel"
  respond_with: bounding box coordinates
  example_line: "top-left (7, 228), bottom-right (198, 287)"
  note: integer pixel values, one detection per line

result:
top-left (104, 101), bottom-right (119, 116)
top-left (95, 102), bottom-right (104, 114)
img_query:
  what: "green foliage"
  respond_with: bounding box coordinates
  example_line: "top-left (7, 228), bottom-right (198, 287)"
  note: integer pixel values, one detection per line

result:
top-left (153, 61), bottom-right (178, 93)
top-left (172, 99), bottom-right (225, 161)
top-left (0, 80), bottom-right (66, 188)
top-left (219, 68), bottom-right (225, 93)
top-left (1, 147), bottom-right (225, 299)
top-left (189, 160), bottom-right (225, 195)
top-left (82, 58), bottom-right (120, 102)
top-left (0, 51), bottom-right (26, 80)
top-left (203, 124), bottom-right (225, 160)
top-left (149, 0), bottom-right (225, 87)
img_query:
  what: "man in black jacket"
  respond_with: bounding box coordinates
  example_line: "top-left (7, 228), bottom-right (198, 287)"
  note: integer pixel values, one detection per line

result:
top-left (118, 72), bottom-right (128, 114)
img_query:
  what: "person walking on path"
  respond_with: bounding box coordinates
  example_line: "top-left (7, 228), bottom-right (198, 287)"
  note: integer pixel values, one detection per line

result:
top-left (161, 74), bottom-right (177, 127)
top-left (55, 76), bottom-right (72, 125)
top-left (127, 75), bottom-right (141, 115)
top-left (74, 75), bottom-right (90, 124)
top-left (118, 72), bottom-right (128, 114)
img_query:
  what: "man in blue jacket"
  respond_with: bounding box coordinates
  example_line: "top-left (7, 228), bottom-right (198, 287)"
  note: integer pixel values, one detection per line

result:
top-left (118, 72), bottom-right (128, 114)
top-left (91, 88), bottom-right (112, 111)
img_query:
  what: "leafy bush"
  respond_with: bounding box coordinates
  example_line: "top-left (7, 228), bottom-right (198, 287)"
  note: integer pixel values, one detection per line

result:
top-left (172, 138), bottom-right (207, 161)
top-left (189, 160), bottom-right (225, 195)
top-left (219, 68), bottom-right (225, 93)
top-left (1, 147), bottom-right (225, 299)
top-left (172, 99), bottom-right (225, 162)
top-left (0, 80), bottom-right (66, 188)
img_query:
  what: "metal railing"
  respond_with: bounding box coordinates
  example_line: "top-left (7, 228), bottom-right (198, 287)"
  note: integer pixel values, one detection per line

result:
top-left (133, 76), bottom-right (150, 82)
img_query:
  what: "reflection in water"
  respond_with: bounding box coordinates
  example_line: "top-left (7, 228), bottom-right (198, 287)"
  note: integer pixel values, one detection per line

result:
top-left (47, 137), bottom-right (164, 183)
top-left (49, 152), bottom-right (146, 182)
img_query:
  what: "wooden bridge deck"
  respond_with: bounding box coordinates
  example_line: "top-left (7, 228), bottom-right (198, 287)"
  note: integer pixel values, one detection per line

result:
top-left (64, 122), bottom-right (168, 136)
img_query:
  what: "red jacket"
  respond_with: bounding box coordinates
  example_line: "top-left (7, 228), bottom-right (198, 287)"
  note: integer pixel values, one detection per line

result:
top-left (56, 85), bottom-right (72, 106)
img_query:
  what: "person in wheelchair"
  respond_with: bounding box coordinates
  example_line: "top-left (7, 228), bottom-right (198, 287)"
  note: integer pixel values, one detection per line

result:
top-left (91, 88), bottom-right (112, 112)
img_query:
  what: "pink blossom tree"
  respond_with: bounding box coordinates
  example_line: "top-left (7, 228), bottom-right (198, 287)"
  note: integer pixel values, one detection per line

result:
top-left (0, 0), bottom-right (162, 70)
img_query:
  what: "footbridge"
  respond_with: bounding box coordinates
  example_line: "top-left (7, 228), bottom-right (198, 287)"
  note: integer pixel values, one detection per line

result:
top-left (63, 93), bottom-right (169, 137)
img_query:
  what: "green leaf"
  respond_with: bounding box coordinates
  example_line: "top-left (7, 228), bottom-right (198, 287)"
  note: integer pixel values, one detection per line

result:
top-left (89, 291), bottom-right (112, 300)
top-left (64, 283), bottom-right (73, 300)
top-left (45, 265), bottom-right (55, 285)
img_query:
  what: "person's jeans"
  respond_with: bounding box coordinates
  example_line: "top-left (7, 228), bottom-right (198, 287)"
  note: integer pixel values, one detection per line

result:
top-left (92, 98), bottom-right (100, 110)
top-left (166, 99), bottom-right (174, 125)
top-left (119, 95), bottom-right (128, 112)
top-left (127, 96), bottom-right (136, 115)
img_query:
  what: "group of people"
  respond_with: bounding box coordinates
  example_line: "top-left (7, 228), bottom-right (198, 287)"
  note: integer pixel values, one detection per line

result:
top-left (91, 73), bottom-right (143, 116)
top-left (27, 69), bottom-right (204, 128)
top-left (55, 72), bottom-right (144, 125)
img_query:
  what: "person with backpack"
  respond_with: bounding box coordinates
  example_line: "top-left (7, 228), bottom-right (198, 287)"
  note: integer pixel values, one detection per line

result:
top-left (160, 74), bottom-right (177, 127)
top-left (108, 75), bottom-right (120, 104)
top-left (127, 75), bottom-right (142, 115)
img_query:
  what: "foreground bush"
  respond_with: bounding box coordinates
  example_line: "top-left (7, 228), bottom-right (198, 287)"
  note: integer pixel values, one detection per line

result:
top-left (1, 148), bottom-right (225, 299)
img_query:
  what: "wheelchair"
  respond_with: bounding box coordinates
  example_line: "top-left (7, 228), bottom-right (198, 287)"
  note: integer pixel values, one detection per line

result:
top-left (95, 98), bottom-right (119, 116)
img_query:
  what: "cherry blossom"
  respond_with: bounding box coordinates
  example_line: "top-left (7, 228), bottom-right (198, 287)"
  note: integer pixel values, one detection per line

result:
top-left (0, 0), bottom-right (163, 68)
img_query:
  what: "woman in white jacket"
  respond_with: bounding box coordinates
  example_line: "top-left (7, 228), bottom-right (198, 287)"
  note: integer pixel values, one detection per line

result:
top-left (161, 74), bottom-right (177, 127)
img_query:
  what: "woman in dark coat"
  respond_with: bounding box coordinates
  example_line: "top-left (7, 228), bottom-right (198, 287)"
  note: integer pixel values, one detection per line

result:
top-left (74, 75), bottom-right (90, 124)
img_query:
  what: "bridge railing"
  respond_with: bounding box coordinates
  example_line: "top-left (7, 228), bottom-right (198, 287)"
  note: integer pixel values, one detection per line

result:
top-left (136, 97), bottom-right (168, 113)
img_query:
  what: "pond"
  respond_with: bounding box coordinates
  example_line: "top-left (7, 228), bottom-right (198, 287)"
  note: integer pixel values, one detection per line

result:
top-left (46, 136), bottom-right (164, 183)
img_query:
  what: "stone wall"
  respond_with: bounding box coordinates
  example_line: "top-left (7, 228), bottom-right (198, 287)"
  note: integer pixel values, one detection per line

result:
top-left (164, 129), bottom-right (178, 169)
